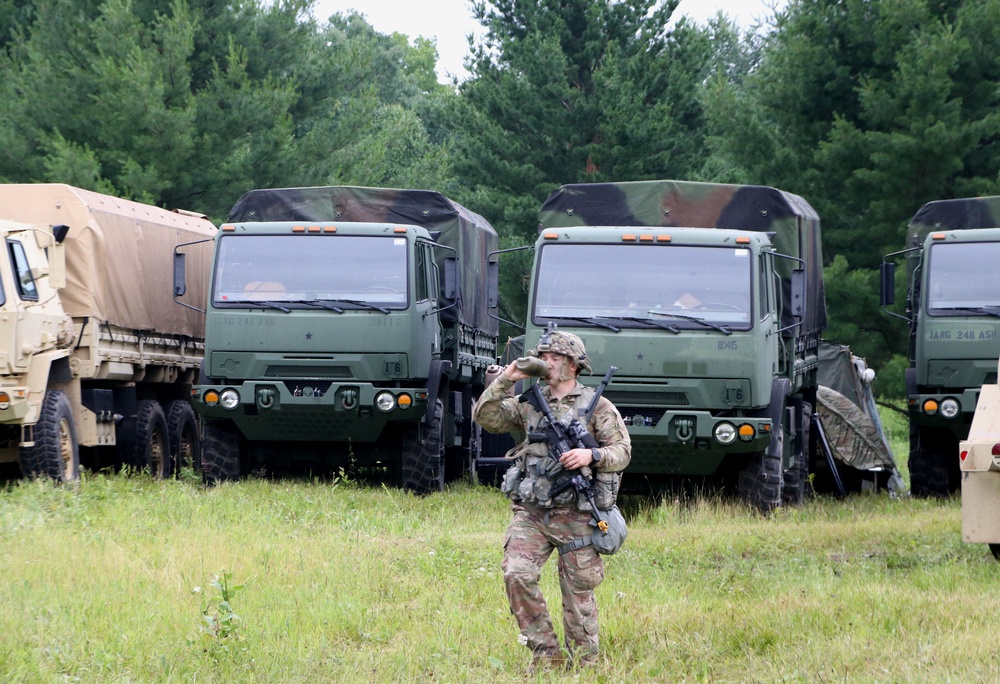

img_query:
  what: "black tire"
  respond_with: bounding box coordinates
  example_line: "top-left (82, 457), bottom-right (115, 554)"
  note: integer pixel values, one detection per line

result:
top-left (908, 424), bottom-right (955, 498)
top-left (739, 448), bottom-right (783, 513)
top-left (402, 399), bottom-right (444, 495)
top-left (18, 390), bottom-right (79, 482)
top-left (165, 400), bottom-right (201, 476)
top-left (783, 402), bottom-right (812, 506)
top-left (201, 419), bottom-right (241, 486)
top-left (123, 400), bottom-right (170, 478)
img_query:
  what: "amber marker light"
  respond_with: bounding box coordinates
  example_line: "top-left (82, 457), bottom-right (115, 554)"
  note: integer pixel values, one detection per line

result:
top-left (931, 233), bottom-right (946, 240)
top-left (324, 226), bottom-right (337, 233)
top-left (292, 225), bottom-right (306, 233)
top-left (0, 392), bottom-right (10, 410)
top-left (738, 424), bottom-right (755, 441)
top-left (657, 235), bottom-right (671, 242)
top-left (622, 234), bottom-right (637, 242)
top-left (397, 393), bottom-right (413, 409)
top-left (204, 390), bottom-right (220, 406)
top-left (394, 227), bottom-right (408, 234)
top-left (922, 399), bottom-right (939, 415)
top-left (221, 225), bottom-right (236, 232)
top-left (543, 232), bottom-right (559, 240)
top-left (639, 234), bottom-right (654, 242)
top-left (736, 236), bottom-right (751, 244)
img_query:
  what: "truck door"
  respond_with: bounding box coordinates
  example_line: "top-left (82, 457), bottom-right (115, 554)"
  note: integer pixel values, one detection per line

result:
top-left (6, 233), bottom-right (66, 370)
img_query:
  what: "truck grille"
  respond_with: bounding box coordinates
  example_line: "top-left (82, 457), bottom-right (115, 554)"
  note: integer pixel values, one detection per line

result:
top-left (264, 365), bottom-right (352, 379)
top-left (604, 390), bottom-right (690, 407)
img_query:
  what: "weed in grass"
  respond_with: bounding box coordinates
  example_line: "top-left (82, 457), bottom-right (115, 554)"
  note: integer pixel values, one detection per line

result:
top-left (196, 570), bottom-right (247, 661)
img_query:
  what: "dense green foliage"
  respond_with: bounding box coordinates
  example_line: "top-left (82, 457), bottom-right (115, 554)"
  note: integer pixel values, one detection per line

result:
top-left (3, 0), bottom-right (1000, 393)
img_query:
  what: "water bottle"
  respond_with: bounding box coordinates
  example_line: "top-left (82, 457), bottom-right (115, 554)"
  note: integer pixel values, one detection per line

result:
top-left (515, 356), bottom-right (550, 378)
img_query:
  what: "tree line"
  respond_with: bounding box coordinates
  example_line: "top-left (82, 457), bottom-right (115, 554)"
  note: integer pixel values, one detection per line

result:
top-left (2, 0), bottom-right (998, 397)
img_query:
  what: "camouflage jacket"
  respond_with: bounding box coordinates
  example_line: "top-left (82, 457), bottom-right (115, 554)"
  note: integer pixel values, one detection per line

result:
top-left (473, 375), bottom-right (631, 473)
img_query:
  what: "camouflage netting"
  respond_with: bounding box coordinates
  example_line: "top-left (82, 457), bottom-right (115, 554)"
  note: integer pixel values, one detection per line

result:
top-left (228, 186), bottom-right (498, 334)
top-left (539, 181), bottom-right (827, 336)
top-left (816, 340), bottom-right (902, 489)
top-left (0, 183), bottom-right (215, 338)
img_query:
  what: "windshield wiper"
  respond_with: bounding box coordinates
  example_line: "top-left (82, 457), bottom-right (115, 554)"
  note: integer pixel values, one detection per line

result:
top-left (936, 306), bottom-right (1000, 319)
top-left (321, 299), bottom-right (392, 314)
top-left (286, 299), bottom-right (345, 313)
top-left (548, 316), bottom-right (621, 332)
top-left (594, 316), bottom-right (681, 334)
top-left (648, 310), bottom-right (732, 335)
top-left (225, 299), bottom-right (291, 313)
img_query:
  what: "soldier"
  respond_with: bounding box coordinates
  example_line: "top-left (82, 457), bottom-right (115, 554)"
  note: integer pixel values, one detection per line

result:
top-left (472, 329), bottom-right (630, 671)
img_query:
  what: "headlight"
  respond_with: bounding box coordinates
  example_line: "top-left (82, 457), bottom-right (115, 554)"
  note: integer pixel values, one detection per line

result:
top-left (714, 421), bottom-right (737, 445)
top-left (375, 391), bottom-right (396, 412)
top-left (940, 398), bottom-right (960, 419)
top-left (220, 389), bottom-right (240, 410)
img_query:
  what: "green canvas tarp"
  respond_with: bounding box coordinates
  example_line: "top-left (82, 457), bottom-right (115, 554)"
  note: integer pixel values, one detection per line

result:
top-left (227, 186), bottom-right (499, 334)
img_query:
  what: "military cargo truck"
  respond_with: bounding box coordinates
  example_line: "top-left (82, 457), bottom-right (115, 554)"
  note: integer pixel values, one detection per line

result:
top-left (485, 180), bottom-right (827, 511)
top-left (0, 184), bottom-right (213, 481)
top-left (183, 186), bottom-right (498, 493)
top-left (881, 197), bottom-right (1000, 497)
top-left (958, 359), bottom-right (1000, 559)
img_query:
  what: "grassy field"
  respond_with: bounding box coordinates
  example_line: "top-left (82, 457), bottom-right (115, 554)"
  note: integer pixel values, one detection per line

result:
top-left (2, 408), bottom-right (1000, 683)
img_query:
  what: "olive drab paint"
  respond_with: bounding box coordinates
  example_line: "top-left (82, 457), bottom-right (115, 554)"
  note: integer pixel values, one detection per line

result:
top-left (883, 196), bottom-right (1000, 497)
top-left (485, 179), bottom-right (829, 511)
top-left (191, 186), bottom-right (499, 493)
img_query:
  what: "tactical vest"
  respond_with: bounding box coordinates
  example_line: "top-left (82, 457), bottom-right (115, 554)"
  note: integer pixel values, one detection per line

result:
top-left (500, 386), bottom-right (620, 510)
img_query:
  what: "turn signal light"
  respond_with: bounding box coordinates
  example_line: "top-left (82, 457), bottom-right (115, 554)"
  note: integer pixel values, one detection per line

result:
top-left (992, 443), bottom-right (1000, 456)
top-left (0, 392), bottom-right (10, 409)
top-left (204, 390), bottom-right (220, 406)
top-left (922, 399), bottom-right (939, 415)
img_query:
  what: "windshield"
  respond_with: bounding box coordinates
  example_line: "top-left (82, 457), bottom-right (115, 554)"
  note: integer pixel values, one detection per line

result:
top-left (926, 242), bottom-right (1000, 315)
top-left (533, 243), bottom-right (753, 329)
top-left (213, 234), bottom-right (408, 307)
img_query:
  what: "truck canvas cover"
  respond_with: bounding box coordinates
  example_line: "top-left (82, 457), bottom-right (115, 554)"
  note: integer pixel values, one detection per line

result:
top-left (0, 184), bottom-right (215, 338)
top-left (908, 196), bottom-right (1000, 245)
top-left (539, 180), bottom-right (827, 336)
top-left (228, 186), bottom-right (498, 333)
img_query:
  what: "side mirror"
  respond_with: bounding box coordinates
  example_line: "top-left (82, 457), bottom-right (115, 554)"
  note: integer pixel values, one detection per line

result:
top-left (441, 256), bottom-right (458, 301)
top-left (880, 261), bottom-right (895, 307)
top-left (173, 252), bottom-right (187, 298)
top-left (790, 269), bottom-right (806, 318)
top-left (487, 260), bottom-right (499, 308)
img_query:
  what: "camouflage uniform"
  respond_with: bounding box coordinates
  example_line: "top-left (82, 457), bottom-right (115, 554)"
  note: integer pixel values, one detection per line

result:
top-left (473, 334), bottom-right (630, 665)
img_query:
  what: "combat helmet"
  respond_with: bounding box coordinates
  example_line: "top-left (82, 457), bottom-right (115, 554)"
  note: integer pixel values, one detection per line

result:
top-left (534, 325), bottom-right (591, 373)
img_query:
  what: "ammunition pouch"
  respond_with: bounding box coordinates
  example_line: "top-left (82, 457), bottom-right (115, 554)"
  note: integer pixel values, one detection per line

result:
top-left (576, 470), bottom-right (621, 512)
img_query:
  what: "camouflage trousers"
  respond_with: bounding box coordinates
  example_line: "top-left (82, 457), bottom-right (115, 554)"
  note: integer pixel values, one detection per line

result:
top-left (502, 502), bottom-right (604, 662)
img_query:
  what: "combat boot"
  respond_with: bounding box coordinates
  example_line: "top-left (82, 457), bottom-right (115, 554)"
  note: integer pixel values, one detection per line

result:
top-left (526, 649), bottom-right (567, 674)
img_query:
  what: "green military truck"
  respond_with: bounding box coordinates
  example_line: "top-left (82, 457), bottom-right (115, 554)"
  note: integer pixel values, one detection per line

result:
top-left (881, 197), bottom-right (1000, 497)
top-left (181, 186), bottom-right (498, 493)
top-left (0, 183), bottom-right (214, 480)
top-left (484, 180), bottom-right (827, 511)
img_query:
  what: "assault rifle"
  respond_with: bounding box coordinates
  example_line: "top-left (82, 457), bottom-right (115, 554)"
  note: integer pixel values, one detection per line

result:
top-left (520, 366), bottom-right (617, 530)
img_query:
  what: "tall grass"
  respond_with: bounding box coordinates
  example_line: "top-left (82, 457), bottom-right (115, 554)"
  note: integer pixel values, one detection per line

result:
top-left (1, 418), bottom-right (998, 682)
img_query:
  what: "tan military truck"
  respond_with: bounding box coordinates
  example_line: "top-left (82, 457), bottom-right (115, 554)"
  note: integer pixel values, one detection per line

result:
top-left (0, 184), bottom-right (214, 481)
top-left (959, 357), bottom-right (1000, 559)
